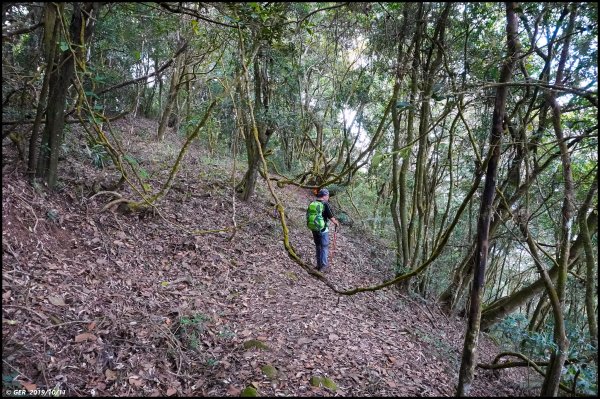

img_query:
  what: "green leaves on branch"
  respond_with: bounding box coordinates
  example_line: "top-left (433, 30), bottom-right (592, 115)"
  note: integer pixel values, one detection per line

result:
top-left (124, 154), bottom-right (149, 179)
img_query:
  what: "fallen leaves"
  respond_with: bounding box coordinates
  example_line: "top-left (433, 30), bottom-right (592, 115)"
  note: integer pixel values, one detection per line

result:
top-left (128, 375), bottom-right (143, 387)
top-left (48, 295), bottom-right (66, 306)
top-left (0, 119), bottom-right (532, 398)
top-left (105, 369), bottom-right (117, 381)
top-left (74, 332), bottom-right (97, 342)
top-left (20, 382), bottom-right (37, 392)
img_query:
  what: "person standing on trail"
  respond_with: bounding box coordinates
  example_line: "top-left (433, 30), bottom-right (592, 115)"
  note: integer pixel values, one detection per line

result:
top-left (306, 188), bottom-right (340, 272)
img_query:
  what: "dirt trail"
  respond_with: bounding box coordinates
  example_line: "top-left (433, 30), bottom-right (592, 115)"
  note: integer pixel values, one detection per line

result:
top-left (2, 116), bottom-right (531, 396)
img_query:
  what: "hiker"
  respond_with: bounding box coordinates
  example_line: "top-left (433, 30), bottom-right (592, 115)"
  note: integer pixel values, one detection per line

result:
top-left (306, 188), bottom-right (340, 272)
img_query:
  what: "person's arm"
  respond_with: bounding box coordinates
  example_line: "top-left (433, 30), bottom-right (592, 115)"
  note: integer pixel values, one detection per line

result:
top-left (325, 202), bottom-right (340, 227)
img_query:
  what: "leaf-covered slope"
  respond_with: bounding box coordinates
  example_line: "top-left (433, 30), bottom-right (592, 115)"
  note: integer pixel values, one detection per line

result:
top-left (2, 116), bottom-right (531, 396)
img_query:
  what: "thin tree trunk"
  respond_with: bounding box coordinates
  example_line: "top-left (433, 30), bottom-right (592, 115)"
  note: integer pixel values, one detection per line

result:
top-left (390, 7), bottom-right (409, 273)
top-left (540, 5), bottom-right (577, 395)
top-left (527, 293), bottom-right (549, 332)
top-left (578, 177), bottom-right (598, 360)
top-left (457, 3), bottom-right (518, 396)
top-left (398, 3), bottom-right (423, 274)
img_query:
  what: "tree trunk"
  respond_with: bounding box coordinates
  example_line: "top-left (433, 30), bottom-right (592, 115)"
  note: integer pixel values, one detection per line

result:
top-left (28, 3), bottom-right (60, 180)
top-left (390, 8), bottom-right (409, 274)
top-left (456, 3), bottom-right (518, 396)
top-left (527, 293), bottom-right (549, 332)
top-left (539, 7), bottom-right (577, 395)
top-left (157, 50), bottom-right (185, 141)
top-left (36, 2), bottom-right (100, 189)
top-left (240, 133), bottom-right (261, 201)
top-left (238, 45), bottom-right (273, 201)
top-left (397, 3), bottom-right (423, 277)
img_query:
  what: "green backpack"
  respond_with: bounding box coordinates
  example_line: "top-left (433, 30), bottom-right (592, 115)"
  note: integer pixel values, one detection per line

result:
top-left (306, 201), bottom-right (325, 232)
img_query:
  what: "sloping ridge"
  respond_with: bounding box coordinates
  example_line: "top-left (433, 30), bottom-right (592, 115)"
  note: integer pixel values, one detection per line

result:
top-left (2, 116), bottom-right (530, 396)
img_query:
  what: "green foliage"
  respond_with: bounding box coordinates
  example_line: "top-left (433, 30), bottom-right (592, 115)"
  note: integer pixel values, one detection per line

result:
top-left (85, 143), bottom-right (110, 169)
top-left (491, 314), bottom-right (598, 396)
top-left (206, 358), bottom-right (219, 367)
top-left (123, 154), bottom-right (149, 179)
top-left (335, 211), bottom-right (353, 226)
top-left (46, 209), bottom-right (59, 221)
top-left (180, 313), bottom-right (209, 326)
top-left (395, 100), bottom-right (412, 110)
top-left (177, 313), bottom-right (209, 352)
top-left (369, 150), bottom-right (383, 173)
top-left (218, 326), bottom-right (236, 340)
top-left (564, 362), bottom-right (597, 396)
top-left (2, 372), bottom-right (20, 390)
top-left (490, 314), bottom-right (531, 350)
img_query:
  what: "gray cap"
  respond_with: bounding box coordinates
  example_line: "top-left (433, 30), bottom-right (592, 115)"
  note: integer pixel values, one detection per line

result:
top-left (317, 188), bottom-right (329, 197)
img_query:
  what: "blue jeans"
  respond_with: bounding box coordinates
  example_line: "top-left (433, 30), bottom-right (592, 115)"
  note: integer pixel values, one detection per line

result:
top-left (312, 230), bottom-right (329, 270)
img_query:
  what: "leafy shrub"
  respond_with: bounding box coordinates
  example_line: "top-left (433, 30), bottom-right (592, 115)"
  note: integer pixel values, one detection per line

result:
top-left (490, 314), bottom-right (598, 396)
top-left (85, 142), bottom-right (111, 169)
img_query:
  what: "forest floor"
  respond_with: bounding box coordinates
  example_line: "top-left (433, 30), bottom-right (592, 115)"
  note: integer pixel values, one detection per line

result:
top-left (2, 116), bottom-right (538, 397)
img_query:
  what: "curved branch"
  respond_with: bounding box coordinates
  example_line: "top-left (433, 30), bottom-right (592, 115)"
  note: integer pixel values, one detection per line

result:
top-left (480, 81), bottom-right (597, 107)
top-left (95, 41), bottom-right (189, 96)
top-left (156, 2), bottom-right (239, 29)
top-left (293, 2), bottom-right (349, 27)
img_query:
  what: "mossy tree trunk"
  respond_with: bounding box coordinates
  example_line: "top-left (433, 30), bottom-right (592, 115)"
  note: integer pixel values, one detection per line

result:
top-left (238, 45), bottom-right (274, 201)
top-left (390, 6), bottom-right (410, 274)
top-left (27, 2), bottom-right (59, 181)
top-left (35, 2), bottom-right (100, 189)
top-left (394, 3), bottom-right (451, 293)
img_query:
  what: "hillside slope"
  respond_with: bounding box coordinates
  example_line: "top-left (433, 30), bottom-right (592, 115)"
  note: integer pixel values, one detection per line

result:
top-left (2, 116), bottom-right (530, 396)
